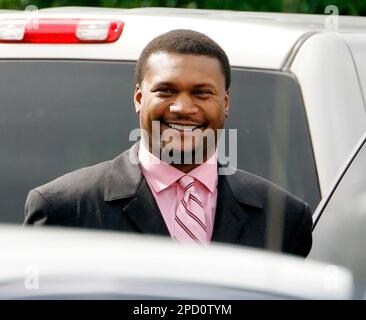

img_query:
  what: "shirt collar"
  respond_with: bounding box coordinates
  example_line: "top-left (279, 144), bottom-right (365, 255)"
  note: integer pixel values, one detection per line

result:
top-left (187, 151), bottom-right (218, 193)
top-left (138, 142), bottom-right (218, 194)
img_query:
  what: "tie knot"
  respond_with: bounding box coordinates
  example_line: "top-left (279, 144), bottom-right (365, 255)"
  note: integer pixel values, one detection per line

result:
top-left (179, 175), bottom-right (195, 192)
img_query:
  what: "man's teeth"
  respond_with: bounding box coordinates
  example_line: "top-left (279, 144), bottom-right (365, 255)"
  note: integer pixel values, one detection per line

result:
top-left (168, 123), bottom-right (200, 131)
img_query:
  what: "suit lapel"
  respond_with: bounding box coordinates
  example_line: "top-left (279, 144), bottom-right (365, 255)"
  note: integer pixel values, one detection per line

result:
top-left (104, 142), bottom-right (169, 237)
top-left (211, 175), bottom-right (249, 244)
top-left (121, 178), bottom-right (170, 236)
top-left (212, 170), bottom-right (263, 245)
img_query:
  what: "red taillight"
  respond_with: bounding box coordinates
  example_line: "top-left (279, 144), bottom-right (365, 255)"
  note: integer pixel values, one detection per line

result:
top-left (0, 19), bottom-right (124, 43)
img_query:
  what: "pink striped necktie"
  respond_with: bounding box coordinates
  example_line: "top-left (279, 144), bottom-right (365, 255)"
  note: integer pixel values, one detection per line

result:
top-left (174, 175), bottom-right (207, 243)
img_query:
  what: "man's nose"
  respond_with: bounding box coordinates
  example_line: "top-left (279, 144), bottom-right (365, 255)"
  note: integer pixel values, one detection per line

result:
top-left (169, 94), bottom-right (199, 115)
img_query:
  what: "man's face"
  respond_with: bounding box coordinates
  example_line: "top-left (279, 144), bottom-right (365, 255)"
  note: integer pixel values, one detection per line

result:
top-left (134, 52), bottom-right (229, 167)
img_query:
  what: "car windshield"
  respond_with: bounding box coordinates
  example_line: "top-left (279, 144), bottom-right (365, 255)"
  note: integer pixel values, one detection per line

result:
top-left (0, 59), bottom-right (320, 224)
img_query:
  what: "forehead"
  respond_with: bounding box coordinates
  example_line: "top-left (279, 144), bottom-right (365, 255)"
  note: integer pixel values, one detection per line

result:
top-left (143, 52), bottom-right (225, 87)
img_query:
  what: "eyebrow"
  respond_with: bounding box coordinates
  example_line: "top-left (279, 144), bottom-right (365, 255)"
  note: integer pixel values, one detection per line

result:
top-left (152, 82), bottom-right (216, 90)
top-left (192, 83), bottom-right (216, 90)
top-left (151, 82), bottom-right (175, 88)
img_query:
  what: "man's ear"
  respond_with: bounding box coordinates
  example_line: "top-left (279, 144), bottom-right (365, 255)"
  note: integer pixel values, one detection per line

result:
top-left (134, 84), bottom-right (142, 113)
top-left (224, 89), bottom-right (230, 117)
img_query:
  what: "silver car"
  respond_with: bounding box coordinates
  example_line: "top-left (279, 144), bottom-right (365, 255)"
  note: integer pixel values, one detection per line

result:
top-left (0, 225), bottom-right (353, 300)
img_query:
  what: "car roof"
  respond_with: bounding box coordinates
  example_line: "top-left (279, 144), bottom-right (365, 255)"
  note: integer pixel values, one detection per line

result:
top-left (1, 7), bottom-right (365, 69)
top-left (0, 225), bottom-right (353, 299)
top-left (38, 6), bottom-right (366, 30)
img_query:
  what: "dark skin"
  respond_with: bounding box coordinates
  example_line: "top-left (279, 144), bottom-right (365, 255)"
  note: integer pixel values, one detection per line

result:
top-left (134, 52), bottom-right (230, 173)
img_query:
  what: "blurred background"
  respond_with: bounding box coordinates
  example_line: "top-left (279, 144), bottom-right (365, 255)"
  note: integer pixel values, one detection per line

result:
top-left (0, 0), bottom-right (365, 16)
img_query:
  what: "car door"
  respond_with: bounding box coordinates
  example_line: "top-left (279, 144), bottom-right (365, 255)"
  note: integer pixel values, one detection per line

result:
top-left (309, 132), bottom-right (366, 299)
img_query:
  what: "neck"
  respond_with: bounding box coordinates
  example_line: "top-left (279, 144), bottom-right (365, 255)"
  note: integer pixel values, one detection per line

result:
top-left (171, 163), bottom-right (200, 173)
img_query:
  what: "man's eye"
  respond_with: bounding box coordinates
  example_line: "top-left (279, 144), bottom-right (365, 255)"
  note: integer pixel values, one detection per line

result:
top-left (193, 90), bottom-right (211, 97)
top-left (156, 88), bottom-right (175, 95)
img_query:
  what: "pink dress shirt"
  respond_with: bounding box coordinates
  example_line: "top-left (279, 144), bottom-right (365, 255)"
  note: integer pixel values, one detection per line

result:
top-left (138, 143), bottom-right (218, 241)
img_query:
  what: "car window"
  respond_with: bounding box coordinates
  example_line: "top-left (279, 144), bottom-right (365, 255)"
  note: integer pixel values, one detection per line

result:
top-left (0, 60), bottom-right (320, 224)
top-left (230, 68), bottom-right (319, 211)
top-left (310, 136), bottom-right (366, 298)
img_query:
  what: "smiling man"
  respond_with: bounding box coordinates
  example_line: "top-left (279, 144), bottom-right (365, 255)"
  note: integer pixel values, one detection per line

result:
top-left (24, 29), bottom-right (312, 256)
top-left (135, 49), bottom-right (228, 172)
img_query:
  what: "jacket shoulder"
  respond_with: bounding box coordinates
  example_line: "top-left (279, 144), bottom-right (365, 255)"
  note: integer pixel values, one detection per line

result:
top-left (227, 168), bottom-right (313, 256)
top-left (38, 160), bottom-right (112, 199)
top-left (228, 167), bottom-right (307, 208)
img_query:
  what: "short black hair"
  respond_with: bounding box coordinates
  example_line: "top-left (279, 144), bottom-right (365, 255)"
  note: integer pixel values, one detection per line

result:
top-left (135, 29), bottom-right (231, 90)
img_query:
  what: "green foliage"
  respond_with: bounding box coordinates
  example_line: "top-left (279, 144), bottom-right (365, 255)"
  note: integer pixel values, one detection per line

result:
top-left (1, 0), bottom-right (365, 16)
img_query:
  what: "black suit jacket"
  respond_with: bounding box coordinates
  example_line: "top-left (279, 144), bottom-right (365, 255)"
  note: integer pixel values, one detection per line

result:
top-left (24, 143), bottom-right (312, 257)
